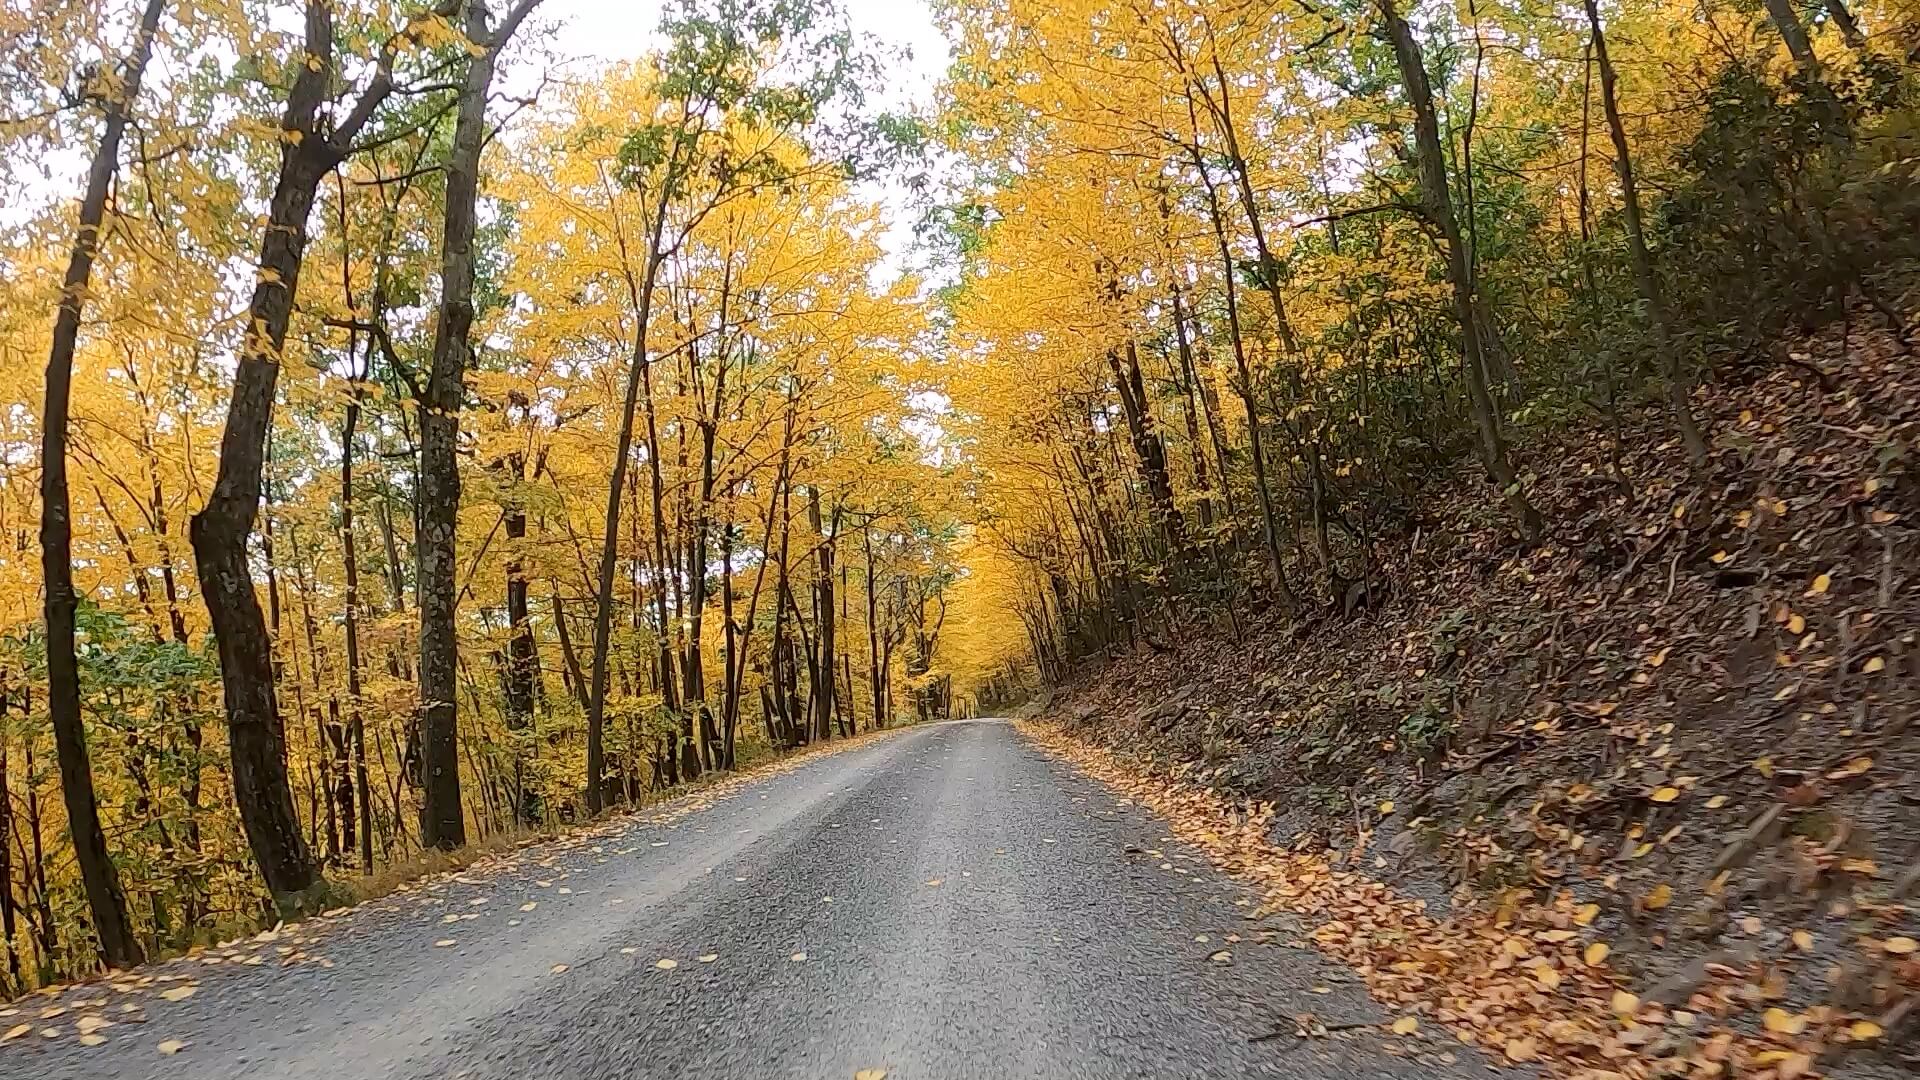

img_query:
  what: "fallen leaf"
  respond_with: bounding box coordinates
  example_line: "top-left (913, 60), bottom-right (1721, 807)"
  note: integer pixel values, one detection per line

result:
top-left (855, 1070), bottom-right (888, 1080)
top-left (1377, 800), bottom-right (1395, 814)
top-left (1585, 942), bottom-right (1611, 966)
top-left (1534, 967), bottom-right (1563, 991)
top-left (157, 1039), bottom-right (186, 1055)
top-left (654, 958), bottom-right (678, 970)
top-left (1849, 1020), bottom-right (1883, 1040)
top-left (923, 878), bottom-right (943, 887)
top-left (1, 1024), bottom-right (29, 1043)
top-left (519, 902), bottom-right (537, 912)
top-left (1643, 883), bottom-right (1673, 911)
top-left (1706, 794), bottom-right (1729, 809)
top-left (550, 964), bottom-right (569, 974)
top-left (433, 939), bottom-right (456, 948)
top-left (1809, 573), bottom-right (1831, 595)
top-left (1208, 950), bottom-right (1232, 963)
top-left (78, 1033), bottom-right (107, 1047)
top-left (698, 954), bottom-right (718, 963)
top-left (1612, 990), bottom-right (1640, 1016)
top-left (158, 986), bottom-right (195, 1002)
top-left (1791, 930), bottom-right (1813, 951)
top-left (790, 952), bottom-right (808, 962)
top-left (1505, 1036), bottom-right (1539, 1062)
top-left (1863, 656), bottom-right (1885, 673)
top-left (1762, 1007), bottom-right (1806, 1035)
top-left (1574, 903), bottom-right (1600, 926)
top-left (1883, 936), bottom-right (1916, 955)
top-left (1650, 786), bottom-right (1680, 804)
top-left (1391, 1016), bottom-right (1419, 1035)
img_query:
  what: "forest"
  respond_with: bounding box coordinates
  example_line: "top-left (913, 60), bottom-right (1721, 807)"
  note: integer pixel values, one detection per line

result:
top-left (4, 0), bottom-right (1918, 997)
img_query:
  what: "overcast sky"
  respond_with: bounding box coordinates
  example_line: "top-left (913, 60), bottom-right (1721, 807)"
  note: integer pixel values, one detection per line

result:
top-left (527, 0), bottom-right (952, 269)
top-left (542, 0), bottom-right (950, 96)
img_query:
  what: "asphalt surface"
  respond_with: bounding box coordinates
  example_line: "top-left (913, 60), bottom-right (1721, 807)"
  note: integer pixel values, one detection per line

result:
top-left (6, 719), bottom-right (1502, 1079)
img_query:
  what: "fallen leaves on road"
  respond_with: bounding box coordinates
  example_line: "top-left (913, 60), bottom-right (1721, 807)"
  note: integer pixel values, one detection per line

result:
top-left (157, 1039), bottom-right (186, 1054)
top-left (158, 985), bottom-right (196, 1002)
top-left (1023, 721), bottom-right (1846, 1079)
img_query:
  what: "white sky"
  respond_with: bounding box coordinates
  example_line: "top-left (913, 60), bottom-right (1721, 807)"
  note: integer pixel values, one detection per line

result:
top-left (541, 0), bottom-right (950, 99)
top-left (525, 0), bottom-right (952, 271)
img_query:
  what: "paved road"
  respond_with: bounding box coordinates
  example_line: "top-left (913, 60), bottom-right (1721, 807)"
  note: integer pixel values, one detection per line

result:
top-left (8, 719), bottom-right (1499, 1080)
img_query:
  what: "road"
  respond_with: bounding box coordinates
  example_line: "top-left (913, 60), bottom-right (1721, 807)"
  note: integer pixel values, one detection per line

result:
top-left (7, 719), bottom-right (1500, 1080)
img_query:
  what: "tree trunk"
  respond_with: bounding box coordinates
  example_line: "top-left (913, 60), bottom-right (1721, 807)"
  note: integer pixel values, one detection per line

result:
top-left (1181, 96), bottom-right (1297, 607)
top-left (1377, 0), bottom-right (1543, 541)
top-left (1105, 340), bottom-right (1187, 556)
top-left (863, 523), bottom-right (886, 729)
top-left (340, 390), bottom-right (375, 871)
top-left (1583, 0), bottom-right (1709, 465)
top-left (1823, 0), bottom-right (1867, 48)
top-left (418, 0), bottom-right (499, 850)
top-left (192, 0), bottom-right (405, 904)
top-left (587, 230), bottom-right (669, 813)
top-left (1764, 0), bottom-right (1819, 69)
top-left (501, 490), bottom-right (538, 822)
top-left (37, 0), bottom-right (167, 970)
top-left (807, 489), bottom-right (838, 743)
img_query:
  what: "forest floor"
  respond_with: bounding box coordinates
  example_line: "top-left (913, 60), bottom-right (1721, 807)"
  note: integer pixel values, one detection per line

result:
top-left (1, 719), bottom-right (1516, 1079)
top-left (1030, 320), bottom-right (1920, 1079)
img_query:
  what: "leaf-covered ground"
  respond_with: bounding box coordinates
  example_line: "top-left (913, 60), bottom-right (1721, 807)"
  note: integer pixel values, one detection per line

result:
top-left (1032, 325), bottom-right (1920, 1078)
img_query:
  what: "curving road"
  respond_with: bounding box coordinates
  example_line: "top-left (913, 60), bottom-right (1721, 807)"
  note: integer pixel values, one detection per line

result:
top-left (8, 719), bottom-right (1499, 1080)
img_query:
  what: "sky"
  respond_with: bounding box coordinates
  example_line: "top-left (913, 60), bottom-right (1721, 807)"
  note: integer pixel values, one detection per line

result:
top-left (542, 0), bottom-right (951, 99)
top-left (528, 0), bottom-right (954, 268)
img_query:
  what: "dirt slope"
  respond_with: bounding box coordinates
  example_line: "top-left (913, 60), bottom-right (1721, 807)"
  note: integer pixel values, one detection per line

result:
top-left (1041, 323), bottom-right (1920, 1075)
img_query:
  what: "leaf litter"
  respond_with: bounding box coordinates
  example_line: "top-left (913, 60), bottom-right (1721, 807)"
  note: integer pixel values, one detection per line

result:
top-left (1025, 721), bottom-right (1899, 1079)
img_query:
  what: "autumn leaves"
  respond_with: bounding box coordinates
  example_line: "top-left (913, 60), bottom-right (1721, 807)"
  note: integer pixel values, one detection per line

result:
top-left (1024, 721), bottom-right (1905, 1078)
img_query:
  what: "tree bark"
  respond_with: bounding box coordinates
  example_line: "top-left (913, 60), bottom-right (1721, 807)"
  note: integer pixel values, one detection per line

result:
top-left (340, 389), bottom-right (374, 870)
top-left (1104, 340), bottom-right (1187, 556)
top-left (416, 0), bottom-right (541, 847)
top-left (1823, 0), bottom-right (1867, 48)
top-left (38, 0), bottom-right (168, 974)
top-left (501, 456), bottom-right (538, 823)
top-left (807, 489), bottom-right (838, 743)
top-left (1764, 0), bottom-right (1819, 69)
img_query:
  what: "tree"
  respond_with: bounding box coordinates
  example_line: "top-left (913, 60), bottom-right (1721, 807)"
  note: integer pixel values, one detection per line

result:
top-left (580, 0), bottom-right (863, 810)
top-left (1374, 0), bottom-right (1543, 541)
top-left (38, 0), bottom-right (169, 971)
top-left (416, 0), bottom-right (544, 852)
top-left (191, 2), bottom-right (449, 903)
top-left (1580, 0), bottom-right (1709, 465)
